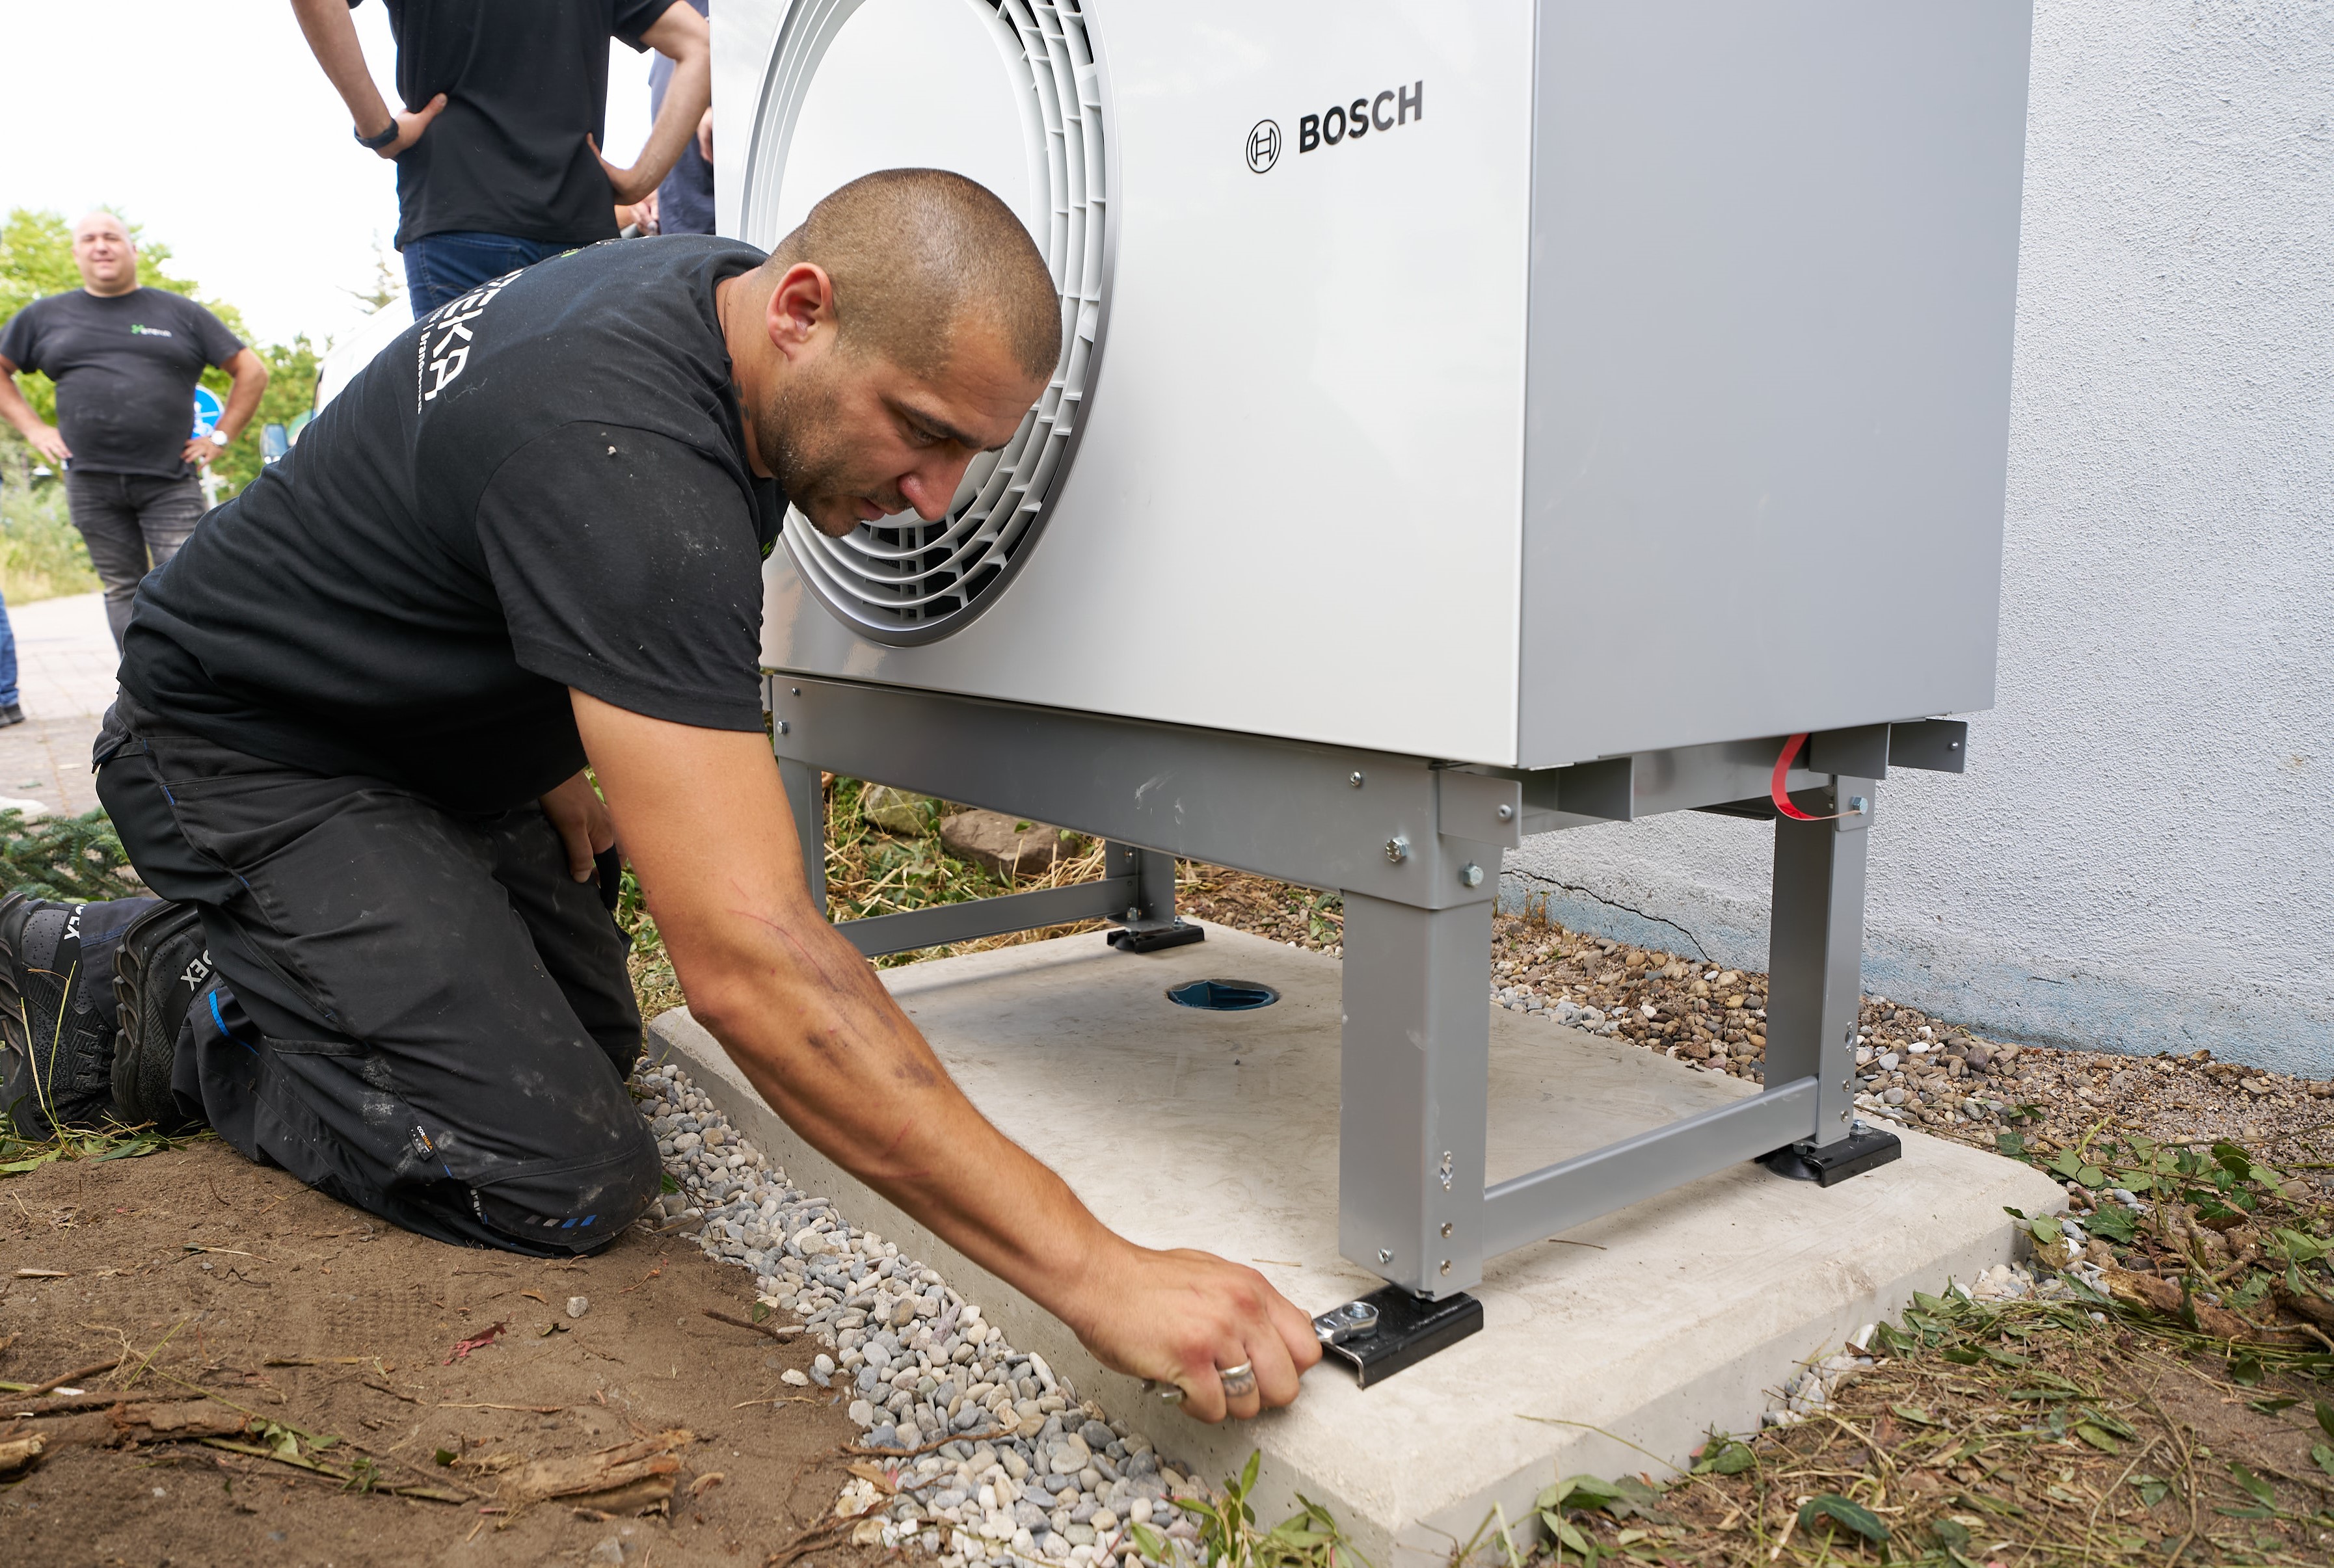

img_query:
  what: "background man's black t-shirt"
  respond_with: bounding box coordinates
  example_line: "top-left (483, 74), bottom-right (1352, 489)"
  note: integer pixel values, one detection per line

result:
top-left (360, 0), bottom-right (674, 248)
top-left (0, 288), bottom-right (245, 479)
top-left (122, 235), bottom-right (782, 814)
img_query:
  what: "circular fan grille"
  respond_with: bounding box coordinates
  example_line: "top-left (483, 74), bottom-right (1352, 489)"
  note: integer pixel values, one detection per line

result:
top-left (742, 0), bottom-right (1112, 644)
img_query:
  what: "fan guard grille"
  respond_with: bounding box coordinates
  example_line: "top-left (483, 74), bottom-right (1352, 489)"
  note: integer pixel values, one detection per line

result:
top-left (742, 0), bottom-right (1111, 644)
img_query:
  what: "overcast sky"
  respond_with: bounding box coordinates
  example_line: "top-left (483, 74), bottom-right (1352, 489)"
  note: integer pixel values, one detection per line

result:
top-left (7, 1), bottom-right (657, 348)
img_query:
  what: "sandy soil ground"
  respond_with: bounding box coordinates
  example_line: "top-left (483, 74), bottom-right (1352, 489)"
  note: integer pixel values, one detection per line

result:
top-left (1, 1138), bottom-right (887, 1568)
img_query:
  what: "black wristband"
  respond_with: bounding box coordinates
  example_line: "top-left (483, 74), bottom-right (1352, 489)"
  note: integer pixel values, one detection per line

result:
top-left (355, 118), bottom-right (401, 152)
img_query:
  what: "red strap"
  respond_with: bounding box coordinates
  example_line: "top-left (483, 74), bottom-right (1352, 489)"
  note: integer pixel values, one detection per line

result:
top-left (1770, 732), bottom-right (1860, 822)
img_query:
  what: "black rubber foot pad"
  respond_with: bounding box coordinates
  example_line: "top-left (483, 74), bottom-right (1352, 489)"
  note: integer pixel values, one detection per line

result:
top-left (1314, 1284), bottom-right (1483, 1388)
top-left (1105, 920), bottom-right (1205, 955)
top-left (1760, 1124), bottom-right (1903, 1186)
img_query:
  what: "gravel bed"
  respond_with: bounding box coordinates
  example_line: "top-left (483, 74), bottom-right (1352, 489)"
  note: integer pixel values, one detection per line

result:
top-left (630, 1058), bottom-right (1200, 1568)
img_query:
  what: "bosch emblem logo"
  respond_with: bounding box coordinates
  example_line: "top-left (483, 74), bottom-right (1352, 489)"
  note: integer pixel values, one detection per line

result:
top-left (1245, 120), bottom-right (1281, 174)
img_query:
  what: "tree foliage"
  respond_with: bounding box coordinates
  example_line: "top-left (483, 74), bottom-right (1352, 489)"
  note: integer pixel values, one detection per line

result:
top-left (0, 207), bottom-right (322, 497)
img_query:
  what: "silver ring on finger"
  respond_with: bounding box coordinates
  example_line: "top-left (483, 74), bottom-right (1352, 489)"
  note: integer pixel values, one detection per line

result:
top-left (1218, 1361), bottom-right (1257, 1400)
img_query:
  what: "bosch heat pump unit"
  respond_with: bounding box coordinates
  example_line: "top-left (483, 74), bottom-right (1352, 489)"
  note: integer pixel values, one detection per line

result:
top-left (716, 1), bottom-right (2033, 1324)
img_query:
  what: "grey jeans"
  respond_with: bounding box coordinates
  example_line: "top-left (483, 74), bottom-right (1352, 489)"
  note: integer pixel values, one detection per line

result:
top-left (64, 469), bottom-right (206, 650)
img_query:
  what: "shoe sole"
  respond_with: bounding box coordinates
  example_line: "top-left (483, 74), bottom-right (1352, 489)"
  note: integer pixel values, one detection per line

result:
top-left (111, 901), bottom-right (209, 1132)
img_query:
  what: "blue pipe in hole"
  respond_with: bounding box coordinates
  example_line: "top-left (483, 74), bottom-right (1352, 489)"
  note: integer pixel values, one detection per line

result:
top-left (1164, 978), bottom-right (1280, 1012)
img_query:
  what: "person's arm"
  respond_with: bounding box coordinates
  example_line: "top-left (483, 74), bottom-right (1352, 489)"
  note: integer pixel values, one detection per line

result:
top-left (590, 2), bottom-right (712, 205)
top-left (181, 349), bottom-right (269, 469)
top-left (571, 693), bottom-right (1323, 1422)
top-left (287, 0), bottom-right (446, 158)
top-left (0, 356), bottom-right (69, 466)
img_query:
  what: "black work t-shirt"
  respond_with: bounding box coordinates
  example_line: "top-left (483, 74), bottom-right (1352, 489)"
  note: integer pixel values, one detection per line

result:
top-left (359, 0), bottom-right (673, 248)
top-left (121, 235), bottom-right (783, 814)
top-left (0, 288), bottom-right (245, 479)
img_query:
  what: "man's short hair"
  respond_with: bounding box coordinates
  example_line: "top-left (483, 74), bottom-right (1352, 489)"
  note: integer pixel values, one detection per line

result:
top-left (768, 168), bottom-right (1062, 383)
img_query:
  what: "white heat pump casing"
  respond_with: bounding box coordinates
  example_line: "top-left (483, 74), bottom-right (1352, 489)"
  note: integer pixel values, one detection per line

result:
top-left (717, 1), bottom-right (2032, 771)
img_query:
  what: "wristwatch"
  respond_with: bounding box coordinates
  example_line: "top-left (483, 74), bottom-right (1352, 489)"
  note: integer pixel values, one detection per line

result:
top-left (355, 118), bottom-right (401, 152)
top-left (207, 429), bottom-right (230, 448)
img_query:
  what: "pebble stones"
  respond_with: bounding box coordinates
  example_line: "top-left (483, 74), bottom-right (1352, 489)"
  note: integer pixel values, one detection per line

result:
top-left (628, 1058), bottom-right (1194, 1568)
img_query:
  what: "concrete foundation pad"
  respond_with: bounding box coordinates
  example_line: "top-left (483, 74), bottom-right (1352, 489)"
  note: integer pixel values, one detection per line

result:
top-left (650, 922), bottom-right (2062, 1565)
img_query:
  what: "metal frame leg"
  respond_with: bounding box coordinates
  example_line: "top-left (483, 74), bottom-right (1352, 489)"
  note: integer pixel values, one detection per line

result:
top-left (779, 757), bottom-right (827, 915)
top-left (1764, 778), bottom-right (1874, 1150)
top-left (1339, 892), bottom-right (1492, 1298)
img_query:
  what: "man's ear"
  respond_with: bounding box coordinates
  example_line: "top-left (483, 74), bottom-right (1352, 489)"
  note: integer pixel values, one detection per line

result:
top-left (767, 262), bottom-right (835, 361)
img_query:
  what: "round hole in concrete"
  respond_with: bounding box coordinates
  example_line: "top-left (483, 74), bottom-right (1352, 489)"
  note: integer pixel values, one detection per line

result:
top-left (1165, 978), bottom-right (1281, 1012)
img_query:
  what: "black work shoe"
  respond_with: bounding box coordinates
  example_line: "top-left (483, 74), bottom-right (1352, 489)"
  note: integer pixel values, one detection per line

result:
top-left (0, 893), bottom-right (161, 1137)
top-left (110, 901), bottom-right (210, 1132)
top-left (0, 704), bottom-right (23, 728)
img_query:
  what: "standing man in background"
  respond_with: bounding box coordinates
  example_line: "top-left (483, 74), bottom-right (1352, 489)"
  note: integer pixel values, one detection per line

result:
top-left (290, 0), bottom-right (714, 317)
top-left (0, 211), bottom-right (268, 654)
top-left (645, 0), bottom-right (716, 235)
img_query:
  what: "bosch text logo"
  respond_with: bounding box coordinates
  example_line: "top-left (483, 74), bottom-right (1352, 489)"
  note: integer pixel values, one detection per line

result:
top-left (1300, 80), bottom-right (1423, 154)
top-left (1245, 120), bottom-right (1281, 174)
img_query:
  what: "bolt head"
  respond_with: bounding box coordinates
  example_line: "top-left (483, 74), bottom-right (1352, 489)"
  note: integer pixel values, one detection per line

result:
top-left (1348, 770), bottom-right (1365, 788)
top-left (774, 719), bottom-right (790, 735)
top-left (1849, 795), bottom-right (1870, 814)
top-left (1459, 862), bottom-right (1484, 888)
top-left (1440, 1221), bottom-right (1453, 1238)
top-left (1496, 803), bottom-right (1514, 821)
top-left (1439, 1260), bottom-right (1452, 1276)
top-left (1384, 836), bottom-right (1409, 864)
top-left (1376, 1247), bottom-right (1393, 1265)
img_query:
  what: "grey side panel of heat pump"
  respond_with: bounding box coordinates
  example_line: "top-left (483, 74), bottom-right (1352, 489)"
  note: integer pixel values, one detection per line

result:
top-left (1514, 2), bottom-right (2032, 769)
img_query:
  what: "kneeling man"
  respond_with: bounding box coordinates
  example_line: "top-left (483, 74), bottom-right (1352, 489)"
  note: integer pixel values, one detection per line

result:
top-left (0, 170), bottom-right (1316, 1422)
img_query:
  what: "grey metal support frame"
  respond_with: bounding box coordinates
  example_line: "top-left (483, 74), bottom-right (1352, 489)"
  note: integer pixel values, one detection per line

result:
top-left (1765, 781), bottom-right (1875, 1152)
top-left (1339, 894), bottom-right (1494, 1292)
top-left (762, 674), bottom-right (1963, 1300)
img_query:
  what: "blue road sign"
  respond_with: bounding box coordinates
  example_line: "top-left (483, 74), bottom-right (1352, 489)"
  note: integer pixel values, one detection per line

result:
top-left (191, 385), bottom-right (225, 438)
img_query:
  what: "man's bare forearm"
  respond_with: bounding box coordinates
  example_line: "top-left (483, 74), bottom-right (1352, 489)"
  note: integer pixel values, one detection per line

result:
top-left (678, 886), bottom-right (1124, 1334)
top-left (288, 0), bottom-right (394, 137)
top-left (0, 367), bottom-right (45, 440)
top-left (574, 695), bottom-right (1124, 1335)
top-left (575, 694), bottom-right (1322, 1416)
top-left (613, 3), bottom-right (712, 198)
top-left (218, 350), bottom-right (270, 442)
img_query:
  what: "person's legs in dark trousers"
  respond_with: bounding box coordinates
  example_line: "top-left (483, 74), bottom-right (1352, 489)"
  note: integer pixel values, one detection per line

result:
top-left (402, 232), bottom-right (569, 318)
top-left (94, 708), bottom-right (659, 1254)
top-left (62, 470), bottom-right (206, 652)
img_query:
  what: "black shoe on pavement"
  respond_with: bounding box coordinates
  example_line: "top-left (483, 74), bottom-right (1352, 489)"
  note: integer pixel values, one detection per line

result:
top-left (0, 704), bottom-right (23, 727)
top-left (0, 893), bottom-right (161, 1137)
top-left (111, 901), bottom-right (211, 1132)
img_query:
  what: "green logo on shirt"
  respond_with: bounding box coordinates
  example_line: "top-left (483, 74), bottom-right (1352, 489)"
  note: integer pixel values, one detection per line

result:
top-left (129, 323), bottom-right (175, 337)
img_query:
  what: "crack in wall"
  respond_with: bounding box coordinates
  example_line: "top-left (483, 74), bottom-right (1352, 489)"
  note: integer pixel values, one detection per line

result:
top-left (1503, 867), bottom-right (1712, 963)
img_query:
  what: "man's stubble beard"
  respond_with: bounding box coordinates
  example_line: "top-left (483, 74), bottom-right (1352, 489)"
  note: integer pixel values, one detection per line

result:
top-left (761, 361), bottom-right (861, 535)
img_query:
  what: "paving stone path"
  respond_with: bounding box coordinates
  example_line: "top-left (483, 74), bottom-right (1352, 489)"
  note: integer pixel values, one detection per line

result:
top-left (0, 591), bottom-right (115, 816)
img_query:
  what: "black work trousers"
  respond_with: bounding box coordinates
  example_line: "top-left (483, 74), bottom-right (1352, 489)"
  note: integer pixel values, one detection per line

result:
top-left (93, 701), bottom-right (660, 1254)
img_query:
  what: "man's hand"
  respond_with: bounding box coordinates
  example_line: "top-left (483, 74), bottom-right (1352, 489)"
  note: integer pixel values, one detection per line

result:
top-left (180, 435), bottom-right (221, 468)
top-left (24, 423), bottom-right (69, 466)
top-left (364, 92), bottom-right (448, 159)
top-left (1064, 1245), bottom-right (1322, 1422)
top-left (539, 768), bottom-right (617, 883)
top-left (696, 105), bottom-right (714, 164)
top-left (573, 692), bottom-right (1322, 1421)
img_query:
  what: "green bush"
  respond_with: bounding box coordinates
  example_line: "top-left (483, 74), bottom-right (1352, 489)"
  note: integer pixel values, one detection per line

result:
top-left (0, 473), bottom-right (100, 604)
